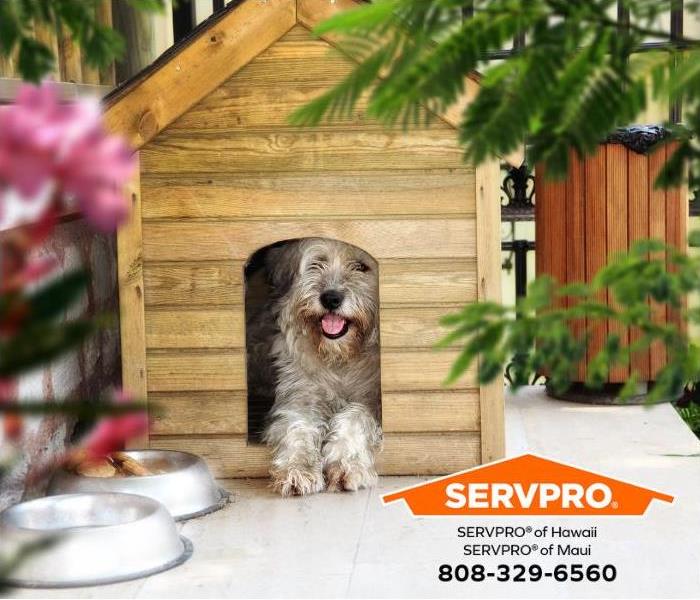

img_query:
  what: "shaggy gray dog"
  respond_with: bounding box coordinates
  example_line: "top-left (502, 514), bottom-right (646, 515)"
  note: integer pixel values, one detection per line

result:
top-left (249, 238), bottom-right (382, 496)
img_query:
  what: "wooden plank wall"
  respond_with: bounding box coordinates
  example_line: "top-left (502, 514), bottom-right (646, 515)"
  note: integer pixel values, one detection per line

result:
top-left (140, 25), bottom-right (482, 477)
top-left (535, 144), bottom-right (687, 384)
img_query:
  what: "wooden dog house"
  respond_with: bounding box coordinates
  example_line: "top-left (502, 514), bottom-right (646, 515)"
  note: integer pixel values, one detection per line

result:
top-left (105, 0), bottom-right (504, 477)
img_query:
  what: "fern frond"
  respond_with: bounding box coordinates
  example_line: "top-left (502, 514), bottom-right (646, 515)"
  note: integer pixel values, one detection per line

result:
top-left (312, 0), bottom-right (402, 36)
top-left (288, 36), bottom-right (399, 127)
top-left (368, 8), bottom-right (533, 126)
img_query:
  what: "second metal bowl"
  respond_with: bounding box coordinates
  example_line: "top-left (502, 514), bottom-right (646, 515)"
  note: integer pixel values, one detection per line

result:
top-left (0, 492), bottom-right (191, 588)
top-left (48, 449), bottom-right (228, 521)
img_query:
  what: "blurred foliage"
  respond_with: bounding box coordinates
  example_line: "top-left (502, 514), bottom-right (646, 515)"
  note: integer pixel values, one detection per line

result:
top-left (0, 398), bottom-right (150, 418)
top-left (0, 536), bottom-right (56, 593)
top-left (439, 233), bottom-right (700, 402)
top-left (677, 400), bottom-right (700, 434)
top-left (677, 383), bottom-right (700, 435)
top-left (293, 0), bottom-right (700, 399)
top-left (0, 264), bottom-right (147, 588)
top-left (439, 237), bottom-right (700, 403)
top-left (292, 0), bottom-right (700, 189)
top-left (0, 1), bottom-right (158, 582)
top-left (0, 256), bottom-right (151, 433)
top-left (0, 270), bottom-right (99, 377)
top-left (0, 0), bottom-right (167, 81)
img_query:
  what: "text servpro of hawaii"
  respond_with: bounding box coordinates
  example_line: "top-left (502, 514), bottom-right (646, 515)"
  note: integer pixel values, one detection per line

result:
top-left (457, 526), bottom-right (599, 538)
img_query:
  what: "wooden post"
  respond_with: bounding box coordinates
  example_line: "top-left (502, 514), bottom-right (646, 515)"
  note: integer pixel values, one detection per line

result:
top-left (81, 5), bottom-right (102, 85)
top-left (97, 0), bottom-right (116, 86)
top-left (0, 51), bottom-right (17, 79)
top-left (476, 158), bottom-right (505, 463)
top-left (113, 0), bottom-right (174, 81)
top-left (34, 21), bottom-right (61, 80)
top-left (58, 23), bottom-right (82, 83)
top-left (117, 155), bottom-right (150, 448)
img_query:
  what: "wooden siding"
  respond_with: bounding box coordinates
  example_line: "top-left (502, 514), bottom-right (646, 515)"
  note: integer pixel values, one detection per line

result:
top-left (150, 390), bottom-right (480, 436)
top-left (141, 171), bottom-right (475, 219)
top-left (146, 306), bottom-right (470, 350)
top-left (142, 258), bottom-right (477, 307)
top-left (140, 25), bottom-right (484, 477)
top-left (535, 143), bottom-right (687, 384)
top-left (141, 219), bottom-right (476, 262)
top-left (152, 432), bottom-right (481, 478)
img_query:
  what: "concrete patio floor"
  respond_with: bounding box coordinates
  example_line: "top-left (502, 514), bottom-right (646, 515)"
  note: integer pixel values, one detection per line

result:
top-left (10, 386), bottom-right (700, 598)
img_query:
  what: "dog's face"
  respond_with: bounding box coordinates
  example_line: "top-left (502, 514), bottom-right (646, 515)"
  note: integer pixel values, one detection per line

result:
top-left (270, 238), bottom-right (379, 362)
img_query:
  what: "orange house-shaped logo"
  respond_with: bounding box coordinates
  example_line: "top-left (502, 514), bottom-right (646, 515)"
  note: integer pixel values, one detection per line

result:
top-left (382, 454), bottom-right (674, 516)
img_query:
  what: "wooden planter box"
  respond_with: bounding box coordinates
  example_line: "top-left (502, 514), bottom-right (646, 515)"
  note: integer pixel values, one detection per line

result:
top-left (535, 134), bottom-right (687, 384)
top-left (107, 0), bottom-right (505, 477)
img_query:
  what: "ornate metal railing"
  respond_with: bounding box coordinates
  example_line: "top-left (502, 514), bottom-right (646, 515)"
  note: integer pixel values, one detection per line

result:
top-left (500, 163), bottom-right (536, 299)
top-left (499, 162), bottom-right (699, 300)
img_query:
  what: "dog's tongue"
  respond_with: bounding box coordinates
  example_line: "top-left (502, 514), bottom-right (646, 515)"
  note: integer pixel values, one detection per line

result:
top-left (321, 313), bottom-right (346, 336)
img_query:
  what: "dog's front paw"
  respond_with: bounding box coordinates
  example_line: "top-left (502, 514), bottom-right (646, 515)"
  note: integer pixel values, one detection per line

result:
top-left (325, 461), bottom-right (377, 492)
top-left (271, 465), bottom-right (325, 497)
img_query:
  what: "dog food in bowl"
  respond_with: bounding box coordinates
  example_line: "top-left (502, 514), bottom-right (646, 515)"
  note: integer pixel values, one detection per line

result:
top-left (49, 450), bottom-right (228, 521)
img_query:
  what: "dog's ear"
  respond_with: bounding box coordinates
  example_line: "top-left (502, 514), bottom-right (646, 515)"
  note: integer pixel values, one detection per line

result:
top-left (265, 240), bottom-right (301, 296)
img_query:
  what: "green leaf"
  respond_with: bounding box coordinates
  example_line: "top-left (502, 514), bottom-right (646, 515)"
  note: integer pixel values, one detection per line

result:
top-left (81, 24), bottom-right (125, 69)
top-left (26, 270), bottom-right (90, 323)
top-left (443, 344), bottom-right (478, 387)
top-left (444, 321), bottom-right (505, 385)
top-left (647, 363), bottom-right (685, 404)
top-left (689, 229), bottom-right (700, 248)
top-left (0, 399), bottom-right (148, 417)
top-left (127, 0), bottom-right (168, 11)
top-left (618, 371), bottom-right (640, 402)
top-left (0, 2), bottom-right (21, 54)
top-left (0, 319), bottom-right (97, 376)
top-left (556, 282), bottom-right (591, 298)
top-left (17, 37), bottom-right (54, 82)
top-left (312, 0), bottom-right (401, 36)
top-left (630, 238), bottom-right (667, 254)
top-left (478, 353), bottom-right (505, 384)
top-left (435, 321), bottom-right (481, 349)
top-left (0, 538), bottom-right (58, 594)
top-left (289, 39), bottom-right (397, 126)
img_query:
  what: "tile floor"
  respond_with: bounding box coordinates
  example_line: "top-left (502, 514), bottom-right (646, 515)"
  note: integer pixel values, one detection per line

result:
top-left (10, 387), bottom-right (700, 598)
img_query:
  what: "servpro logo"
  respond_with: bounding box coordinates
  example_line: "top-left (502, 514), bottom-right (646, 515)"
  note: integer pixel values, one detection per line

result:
top-left (444, 481), bottom-right (613, 510)
top-left (382, 454), bottom-right (673, 516)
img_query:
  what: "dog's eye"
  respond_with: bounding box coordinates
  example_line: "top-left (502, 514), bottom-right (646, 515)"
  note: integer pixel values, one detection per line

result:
top-left (307, 257), bottom-right (327, 270)
top-left (352, 261), bottom-right (370, 273)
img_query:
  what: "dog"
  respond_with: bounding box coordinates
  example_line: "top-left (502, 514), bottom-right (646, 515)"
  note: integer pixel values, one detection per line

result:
top-left (248, 238), bottom-right (382, 496)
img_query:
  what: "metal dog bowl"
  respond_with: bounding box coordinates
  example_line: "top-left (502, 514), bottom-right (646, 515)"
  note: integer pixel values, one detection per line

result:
top-left (0, 493), bottom-right (191, 588)
top-left (48, 450), bottom-right (228, 521)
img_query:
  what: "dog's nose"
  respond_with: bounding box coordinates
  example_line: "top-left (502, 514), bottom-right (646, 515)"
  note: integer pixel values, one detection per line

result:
top-left (320, 290), bottom-right (344, 310)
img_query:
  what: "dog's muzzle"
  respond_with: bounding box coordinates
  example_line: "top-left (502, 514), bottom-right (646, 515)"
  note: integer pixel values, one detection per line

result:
top-left (321, 313), bottom-right (349, 339)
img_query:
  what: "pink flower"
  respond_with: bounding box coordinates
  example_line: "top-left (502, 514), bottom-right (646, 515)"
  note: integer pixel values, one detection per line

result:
top-left (0, 378), bottom-right (16, 402)
top-left (0, 81), bottom-right (135, 232)
top-left (62, 132), bottom-right (135, 231)
top-left (81, 391), bottom-right (149, 458)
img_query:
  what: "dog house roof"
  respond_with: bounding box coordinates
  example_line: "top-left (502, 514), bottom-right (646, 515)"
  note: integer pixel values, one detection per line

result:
top-left (104, 0), bottom-right (251, 107)
top-left (102, 0), bottom-right (500, 157)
